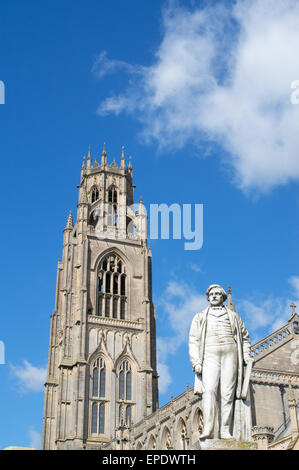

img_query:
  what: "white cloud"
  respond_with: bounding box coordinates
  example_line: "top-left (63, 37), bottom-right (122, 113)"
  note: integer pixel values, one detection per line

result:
top-left (10, 360), bottom-right (47, 393)
top-left (159, 280), bottom-right (207, 347)
top-left (227, 275), bottom-right (299, 340)
top-left (238, 297), bottom-right (289, 342)
top-left (28, 427), bottom-right (41, 449)
top-left (156, 280), bottom-right (208, 393)
top-left (157, 362), bottom-right (172, 394)
top-left (190, 263), bottom-right (201, 273)
top-left (289, 275), bottom-right (299, 299)
top-left (92, 50), bottom-right (137, 79)
top-left (96, 0), bottom-right (299, 193)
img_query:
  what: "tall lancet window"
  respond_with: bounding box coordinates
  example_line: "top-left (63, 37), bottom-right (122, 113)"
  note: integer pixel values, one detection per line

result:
top-left (118, 360), bottom-right (133, 427)
top-left (97, 255), bottom-right (127, 319)
top-left (90, 358), bottom-right (107, 436)
top-left (92, 358), bottom-right (106, 398)
top-left (91, 186), bottom-right (99, 203)
top-left (107, 185), bottom-right (118, 227)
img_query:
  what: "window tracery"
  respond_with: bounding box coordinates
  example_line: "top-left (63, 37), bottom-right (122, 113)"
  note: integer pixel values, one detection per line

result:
top-left (97, 255), bottom-right (127, 319)
top-left (91, 186), bottom-right (99, 203)
top-left (107, 186), bottom-right (118, 227)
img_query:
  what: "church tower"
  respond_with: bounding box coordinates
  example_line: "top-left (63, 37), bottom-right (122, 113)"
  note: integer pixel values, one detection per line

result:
top-left (42, 145), bottom-right (159, 449)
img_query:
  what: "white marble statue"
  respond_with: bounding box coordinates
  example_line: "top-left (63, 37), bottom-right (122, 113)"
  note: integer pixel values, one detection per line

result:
top-left (189, 284), bottom-right (252, 440)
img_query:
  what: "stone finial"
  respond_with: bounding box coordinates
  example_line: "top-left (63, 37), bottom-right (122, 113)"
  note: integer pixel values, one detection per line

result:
top-left (101, 142), bottom-right (107, 166)
top-left (81, 155), bottom-right (86, 169)
top-left (86, 149), bottom-right (91, 168)
top-left (121, 145), bottom-right (125, 169)
top-left (290, 302), bottom-right (296, 315)
top-left (87, 146), bottom-right (91, 168)
top-left (93, 155), bottom-right (99, 167)
top-left (226, 285), bottom-right (236, 312)
top-left (111, 158), bottom-right (118, 168)
top-left (288, 302), bottom-right (298, 324)
top-left (128, 155), bottom-right (132, 170)
top-left (138, 196), bottom-right (146, 220)
top-left (64, 210), bottom-right (73, 229)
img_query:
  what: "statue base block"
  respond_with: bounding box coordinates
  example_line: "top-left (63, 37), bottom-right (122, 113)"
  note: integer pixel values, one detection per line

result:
top-left (192, 438), bottom-right (257, 450)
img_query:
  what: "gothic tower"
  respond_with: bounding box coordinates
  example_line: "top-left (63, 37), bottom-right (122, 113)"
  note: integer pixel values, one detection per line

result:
top-left (42, 145), bottom-right (159, 449)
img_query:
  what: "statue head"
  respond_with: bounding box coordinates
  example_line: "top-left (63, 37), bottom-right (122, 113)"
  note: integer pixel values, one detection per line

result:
top-left (206, 284), bottom-right (227, 306)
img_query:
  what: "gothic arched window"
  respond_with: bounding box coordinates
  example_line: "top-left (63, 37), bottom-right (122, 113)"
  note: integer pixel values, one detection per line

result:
top-left (97, 255), bottom-right (127, 319)
top-left (90, 357), bottom-right (107, 436)
top-left (91, 186), bottom-right (99, 203)
top-left (92, 358), bottom-right (106, 398)
top-left (108, 186), bottom-right (117, 204)
top-left (107, 186), bottom-right (118, 227)
top-left (119, 360), bottom-right (131, 401)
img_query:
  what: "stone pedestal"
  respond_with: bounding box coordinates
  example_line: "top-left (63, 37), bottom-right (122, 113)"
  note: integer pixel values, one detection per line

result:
top-left (191, 438), bottom-right (257, 450)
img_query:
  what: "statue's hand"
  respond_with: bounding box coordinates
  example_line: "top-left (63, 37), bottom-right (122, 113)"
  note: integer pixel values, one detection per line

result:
top-left (194, 364), bottom-right (202, 374)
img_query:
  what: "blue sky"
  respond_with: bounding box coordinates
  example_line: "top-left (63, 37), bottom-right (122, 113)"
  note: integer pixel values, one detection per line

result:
top-left (0, 0), bottom-right (299, 449)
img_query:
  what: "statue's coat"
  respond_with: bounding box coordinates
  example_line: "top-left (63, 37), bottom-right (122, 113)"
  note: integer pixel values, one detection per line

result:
top-left (189, 306), bottom-right (251, 397)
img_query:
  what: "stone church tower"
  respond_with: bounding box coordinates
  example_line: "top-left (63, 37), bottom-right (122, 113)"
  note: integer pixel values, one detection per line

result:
top-left (42, 146), bottom-right (159, 450)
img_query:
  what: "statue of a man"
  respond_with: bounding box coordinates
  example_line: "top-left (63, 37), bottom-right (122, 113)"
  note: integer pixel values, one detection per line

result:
top-left (189, 284), bottom-right (252, 440)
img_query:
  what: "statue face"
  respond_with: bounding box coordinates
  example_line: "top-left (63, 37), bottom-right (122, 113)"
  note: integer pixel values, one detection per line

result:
top-left (208, 287), bottom-right (224, 306)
